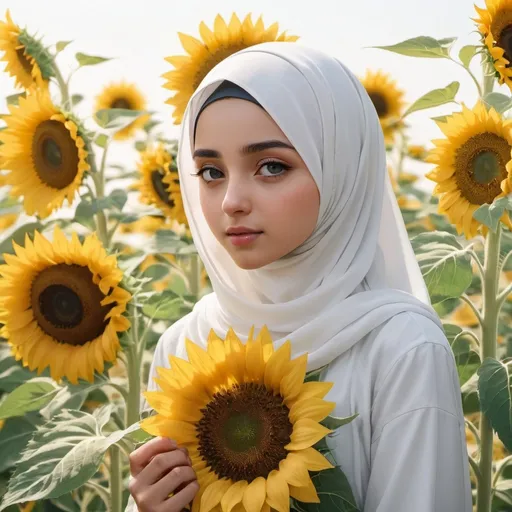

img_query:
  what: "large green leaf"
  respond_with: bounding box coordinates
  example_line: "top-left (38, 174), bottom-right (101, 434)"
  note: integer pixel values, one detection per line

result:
top-left (474, 196), bottom-right (512, 232)
top-left (94, 108), bottom-right (146, 130)
top-left (403, 82), bottom-right (459, 118)
top-left (446, 324), bottom-right (481, 385)
top-left (371, 36), bottom-right (456, 58)
top-left (0, 415), bottom-right (40, 473)
top-left (141, 291), bottom-right (184, 321)
top-left (0, 407), bottom-right (140, 510)
top-left (478, 358), bottom-right (512, 451)
top-left (0, 378), bottom-right (59, 420)
top-left (483, 92), bottom-right (512, 114)
top-left (459, 45), bottom-right (478, 68)
top-left (411, 231), bottom-right (473, 304)
top-left (0, 344), bottom-right (34, 392)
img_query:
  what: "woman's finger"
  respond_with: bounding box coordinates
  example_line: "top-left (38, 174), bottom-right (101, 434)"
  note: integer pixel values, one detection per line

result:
top-left (153, 465), bottom-right (197, 503)
top-left (129, 437), bottom-right (177, 477)
top-left (138, 449), bottom-right (191, 487)
top-left (159, 480), bottom-right (200, 512)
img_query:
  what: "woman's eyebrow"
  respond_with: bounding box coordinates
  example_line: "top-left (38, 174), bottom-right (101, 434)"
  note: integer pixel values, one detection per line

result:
top-left (193, 140), bottom-right (296, 159)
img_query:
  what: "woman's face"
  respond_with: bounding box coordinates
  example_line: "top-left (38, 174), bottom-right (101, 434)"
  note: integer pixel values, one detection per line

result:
top-left (193, 98), bottom-right (320, 270)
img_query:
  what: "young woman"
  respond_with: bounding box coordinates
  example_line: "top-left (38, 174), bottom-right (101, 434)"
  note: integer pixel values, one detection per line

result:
top-left (127, 42), bottom-right (472, 512)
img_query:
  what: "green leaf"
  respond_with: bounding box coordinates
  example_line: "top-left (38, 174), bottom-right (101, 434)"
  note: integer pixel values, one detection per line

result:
top-left (40, 382), bottom-right (104, 419)
top-left (474, 196), bottom-right (512, 232)
top-left (478, 358), bottom-right (512, 451)
top-left (459, 45), bottom-right (478, 68)
top-left (0, 344), bottom-right (34, 393)
top-left (0, 222), bottom-right (43, 260)
top-left (403, 82), bottom-right (459, 118)
top-left (154, 230), bottom-right (192, 254)
top-left (431, 115), bottom-right (449, 123)
top-left (94, 108), bottom-right (145, 130)
top-left (447, 325), bottom-right (481, 386)
top-left (143, 119), bottom-right (162, 133)
top-left (142, 264), bottom-right (170, 281)
top-left (370, 36), bottom-right (456, 58)
top-left (75, 52), bottom-right (111, 67)
top-left (411, 231), bottom-right (473, 304)
top-left (304, 365), bottom-right (329, 383)
top-left (482, 92), bottom-right (512, 114)
top-left (56, 41), bottom-right (72, 53)
top-left (135, 141), bottom-right (147, 152)
top-left (71, 94), bottom-right (83, 106)
top-left (6, 93), bottom-right (25, 105)
top-left (321, 413), bottom-right (358, 431)
top-left (0, 378), bottom-right (59, 420)
top-left (0, 409), bottom-right (140, 510)
top-left (0, 415), bottom-right (39, 473)
top-left (94, 134), bottom-right (109, 148)
top-left (108, 189), bottom-right (128, 211)
top-left (141, 291), bottom-right (184, 321)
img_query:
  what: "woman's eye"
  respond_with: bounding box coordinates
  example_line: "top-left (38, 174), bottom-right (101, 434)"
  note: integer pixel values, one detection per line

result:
top-left (259, 161), bottom-right (289, 177)
top-left (200, 167), bottom-right (224, 182)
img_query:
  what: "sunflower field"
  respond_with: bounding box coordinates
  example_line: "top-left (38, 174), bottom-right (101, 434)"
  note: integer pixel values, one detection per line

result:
top-left (0, 3), bottom-right (512, 512)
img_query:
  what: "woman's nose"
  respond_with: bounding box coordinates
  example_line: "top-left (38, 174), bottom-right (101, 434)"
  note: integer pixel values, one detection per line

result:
top-left (221, 179), bottom-right (252, 216)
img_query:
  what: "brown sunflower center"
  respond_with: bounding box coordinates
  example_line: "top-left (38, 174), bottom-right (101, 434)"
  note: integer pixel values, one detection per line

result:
top-left (197, 382), bottom-right (293, 481)
top-left (195, 45), bottom-right (246, 89)
top-left (492, 10), bottom-right (512, 63)
top-left (31, 264), bottom-right (113, 346)
top-left (498, 25), bottom-right (512, 63)
top-left (368, 92), bottom-right (389, 118)
top-left (15, 46), bottom-right (34, 76)
top-left (454, 132), bottom-right (510, 205)
top-left (32, 120), bottom-right (80, 190)
top-left (151, 170), bottom-right (175, 207)
top-left (111, 98), bottom-right (132, 109)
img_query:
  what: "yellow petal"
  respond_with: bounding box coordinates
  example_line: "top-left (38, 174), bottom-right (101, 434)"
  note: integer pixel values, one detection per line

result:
top-left (139, 416), bottom-right (197, 444)
top-left (293, 447), bottom-right (334, 471)
top-left (245, 336), bottom-right (265, 383)
top-left (266, 469), bottom-right (289, 512)
top-left (285, 419), bottom-right (332, 451)
top-left (289, 477), bottom-right (320, 503)
top-left (220, 480), bottom-right (248, 512)
top-left (255, 325), bottom-right (274, 362)
top-left (264, 341), bottom-right (291, 393)
top-left (278, 453), bottom-right (311, 487)
top-left (296, 381), bottom-right (334, 401)
top-left (288, 398), bottom-right (335, 424)
top-left (242, 476), bottom-right (266, 512)
top-left (280, 353), bottom-right (307, 401)
top-left (186, 338), bottom-right (216, 377)
top-left (201, 478), bottom-right (232, 512)
top-left (225, 328), bottom-right (246, 382)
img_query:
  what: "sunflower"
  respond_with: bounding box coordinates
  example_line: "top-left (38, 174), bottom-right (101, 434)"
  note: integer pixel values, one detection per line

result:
top-left (163, 13), bottom-right (299, 124)
top-left (118, 215), bottom-right (167, 235)
top-left (0, 227), bottom-right (132, 385)
top-left (135, 144), bottom-right (188, 225)
top-left (94, 81), bottom-right (149, 140)
top-left (474, 0), bottom-right (512, 90)
top-left (0, 90), bottom-right (90, 218)
top-left (0, 10), bottom-right (53, 90)
top-left (407, 145), bottom-right (428, 160)
top-left (141, 326), bottom-right (335, 512)
top-left (398, 171), bottom-right (419, 184)
top-left (426, 102), bottom-right (512, 239)
top-left (0, 213), bottom-right (17, 230)
top-left (360, 70), bottom-right (406, 145)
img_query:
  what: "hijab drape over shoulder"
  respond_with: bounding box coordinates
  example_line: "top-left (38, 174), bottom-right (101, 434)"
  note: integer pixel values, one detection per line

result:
top-left (175, 42), bottom-right (442, 370)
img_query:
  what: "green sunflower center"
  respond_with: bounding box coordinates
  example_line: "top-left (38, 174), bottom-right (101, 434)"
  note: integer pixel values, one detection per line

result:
top-left (15, 46), bottom-right (34, 76)
top-left (368, 92), bottom-right (389, 117)
top-left (151, 170), bottom-right (175, 208)
top-left (455, 132), bottom-right (510, 205)
top-left (32, 120), bottom-right (80, 190)
top-left (197, 382), bottom-right (293, 481)
top-left (111, 98), bottom-right (132, 109)
top-left (31, 264), bottom-right (113, 346)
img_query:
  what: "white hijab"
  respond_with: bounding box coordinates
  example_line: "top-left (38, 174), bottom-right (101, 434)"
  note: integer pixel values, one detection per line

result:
top-left (174, 42), bottom-right (442, 371)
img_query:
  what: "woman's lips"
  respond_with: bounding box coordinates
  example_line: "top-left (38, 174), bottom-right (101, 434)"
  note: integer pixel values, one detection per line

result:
top-left (227, 232), bottom-right (263, 246)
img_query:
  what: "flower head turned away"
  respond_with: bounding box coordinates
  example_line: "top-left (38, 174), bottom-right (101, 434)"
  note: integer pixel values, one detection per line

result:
top-left (163, 13), bottom-right (299, 124)
top-left (0, 89), bottom-right (90, 218)
top-left (94, 80), bottom-right (149, 140)
top-left (0, 227), bottom-right (132, 385)
top-left (0, 9), bottom-right (53, 90)
top-left (426, 102), bottom-right (512, 239)
top-left (360, 69), bottom-right (406, 145)
top-left (140, 326), bottom-right (336, 512)
top-left (474, 0), bottom-right (512, 90)
top-left (135, 143), bottom-right (188, 226)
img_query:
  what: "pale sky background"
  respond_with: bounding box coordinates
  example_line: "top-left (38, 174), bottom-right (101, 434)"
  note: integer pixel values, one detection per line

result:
top-left (0, 0), bottom-right (503, 186)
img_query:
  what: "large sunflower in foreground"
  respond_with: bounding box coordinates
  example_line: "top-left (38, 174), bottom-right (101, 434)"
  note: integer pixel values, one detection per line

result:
top-left (426, 102), bottom-right (512, 239)
top-left (0, 227), bottom-right (132, 384)
top-left (474, 0), bottom-right (512, 90)
top-left (0, 90), bottom-right (90, 218)
top-left (94, 81), bottom-right (149, 140)
top-left (135, 143), bottom-right (188, 225)
top-left (163, 13), bottom-right (299, 124)
top-left (141, 326), bottom-right (335, 512)
top-left (0, 10), bottom-right (53, 90)
top-left (360, 69), bottom-right (406, 145)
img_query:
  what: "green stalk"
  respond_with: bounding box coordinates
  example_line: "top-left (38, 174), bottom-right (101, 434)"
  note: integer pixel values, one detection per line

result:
top-left (477, 226), bottom-right (501, 512)
top-left (126, 303), bottom-right (141, 427)
top-left (51, 57), bottom-right (70, 109)
top-left (92, 142), bottom-right (110, 248)
top-left (109, 445), bottom-right (123, 512)
top-left (189, 253), bottom-right (202, 301)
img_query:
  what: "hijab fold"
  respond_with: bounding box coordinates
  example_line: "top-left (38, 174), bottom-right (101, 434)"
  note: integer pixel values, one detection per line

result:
top-left (174, 42), bottom-right (442, 370)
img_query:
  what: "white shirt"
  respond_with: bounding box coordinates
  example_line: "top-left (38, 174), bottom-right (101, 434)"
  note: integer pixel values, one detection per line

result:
top-left (126, 311), bottom-right (472, 512)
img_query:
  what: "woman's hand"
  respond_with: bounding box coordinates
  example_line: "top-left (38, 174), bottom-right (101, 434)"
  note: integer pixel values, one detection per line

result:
top-left (129, 436), bottom-right (199, 511)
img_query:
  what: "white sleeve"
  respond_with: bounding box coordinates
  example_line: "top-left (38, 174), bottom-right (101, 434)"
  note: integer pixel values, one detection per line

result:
top-left (364, 341), bottom-right (472, 512)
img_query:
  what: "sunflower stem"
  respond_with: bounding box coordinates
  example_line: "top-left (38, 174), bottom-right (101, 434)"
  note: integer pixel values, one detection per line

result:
top-left (92, 143), bottom-right (110, 248)
top-left (126, 303), bottom-right (142, 428)
top-left (189, 253), bottom-right (202, 301)
top-left (108, 444), bottom-right (123, 512)
top-left (477, 225), bottom-right (501, 512)
top-left (51, 59), bottom-right (71, 110)
top-left (450, 58), bottom-right (483, 97)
